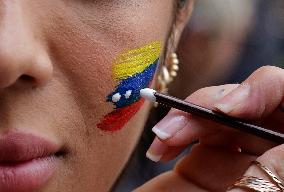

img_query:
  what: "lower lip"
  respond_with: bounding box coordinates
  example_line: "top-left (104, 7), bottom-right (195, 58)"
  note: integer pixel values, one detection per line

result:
top-left (0, 155), bottom-right (59, 192)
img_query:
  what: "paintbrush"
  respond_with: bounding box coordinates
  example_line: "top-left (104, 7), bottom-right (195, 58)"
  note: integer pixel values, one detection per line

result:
top-left (140, 88), bottom-right (284, 144)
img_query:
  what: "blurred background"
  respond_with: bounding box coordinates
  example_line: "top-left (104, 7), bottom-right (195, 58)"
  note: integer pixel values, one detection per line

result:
top-left (114, 0), bottom-right (284, 191)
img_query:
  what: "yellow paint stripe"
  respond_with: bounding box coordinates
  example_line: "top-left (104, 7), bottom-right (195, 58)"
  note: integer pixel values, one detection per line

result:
top-left (113, 41), bottom-right (161, 81)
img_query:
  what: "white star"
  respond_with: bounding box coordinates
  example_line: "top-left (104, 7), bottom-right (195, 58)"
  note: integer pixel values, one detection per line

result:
top-left (112, 93), bottom-right (121, 103)
top-left (124, 90), bottom-right (132, 99)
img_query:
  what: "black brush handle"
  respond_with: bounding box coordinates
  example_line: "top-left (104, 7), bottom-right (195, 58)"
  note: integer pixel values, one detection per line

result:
top-left (155, 92), bottom-right (284, 144)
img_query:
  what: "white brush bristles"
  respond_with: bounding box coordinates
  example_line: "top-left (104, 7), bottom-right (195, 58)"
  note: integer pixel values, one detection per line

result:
top-left (140, 88), bottom-right (156, 102)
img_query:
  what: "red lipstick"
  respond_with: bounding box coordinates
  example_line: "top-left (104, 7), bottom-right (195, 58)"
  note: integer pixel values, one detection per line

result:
top-left (0, 132), bottom-right (62, 192)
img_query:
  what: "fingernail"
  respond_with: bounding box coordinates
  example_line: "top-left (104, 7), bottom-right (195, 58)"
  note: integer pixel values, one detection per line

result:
top-left (215, 84), bottom-right (250, 113)
top-left (146, 151), bottom-right (162, 162)
top-left (146, 139), bottom-right (168, 162)
top-left (152, 115), bottom-right (188, 140)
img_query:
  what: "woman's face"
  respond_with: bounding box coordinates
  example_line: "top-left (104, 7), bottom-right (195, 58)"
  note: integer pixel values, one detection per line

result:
top-left (0, 1), bottom-right (176, 191)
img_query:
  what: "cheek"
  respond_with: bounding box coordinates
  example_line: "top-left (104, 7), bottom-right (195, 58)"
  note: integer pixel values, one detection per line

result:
top-left (39, 1), bottom-right (171, 132)
top-left (97, 41), bottom-right (161, 131)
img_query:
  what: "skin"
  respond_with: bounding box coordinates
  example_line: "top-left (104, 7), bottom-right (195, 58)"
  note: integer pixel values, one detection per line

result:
top-left (137, 66), bottom-right (284, 191)
top-left (0, 1), bottom-right (192, 191)
top-left (3, 1), bottom-right (283, 191)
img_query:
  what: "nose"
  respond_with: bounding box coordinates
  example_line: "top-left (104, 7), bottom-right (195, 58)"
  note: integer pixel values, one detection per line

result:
top-left (0, 2), bottom-right (53, 88)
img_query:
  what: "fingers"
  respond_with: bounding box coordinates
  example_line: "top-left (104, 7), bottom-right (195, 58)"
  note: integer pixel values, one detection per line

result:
top-left (215, 66), bottom-right (284, 120)
top-left (139, 145), bottom-right (256, 192)
top-left (146, 137), bottom-right (187, 162)
top-left (227, 144), bottom-right (284, 192)
top-left (152, 84), bottom-right (237, 146)
top-left (174, 144), bottom-right (255, 192)
top-left (146, 66), bottom-right (284, 162)
top-left (135, 171), bottom-right (208, 192)
top-left (146, 85), bottom-right (237, 162)
top-left (146, 138), bottom-right (168, 162)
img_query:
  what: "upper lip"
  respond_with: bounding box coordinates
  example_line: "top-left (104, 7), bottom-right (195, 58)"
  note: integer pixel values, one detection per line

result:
top-left (0, 132), bottom-right (61, 163)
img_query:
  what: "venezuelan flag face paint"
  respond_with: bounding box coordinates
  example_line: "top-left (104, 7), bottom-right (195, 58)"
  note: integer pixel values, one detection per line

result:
top-left (97, 41), bottom-right (161, 131)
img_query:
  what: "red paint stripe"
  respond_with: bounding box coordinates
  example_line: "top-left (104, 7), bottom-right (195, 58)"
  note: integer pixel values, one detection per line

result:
top-left (97, 99), bottom-right (145, 132)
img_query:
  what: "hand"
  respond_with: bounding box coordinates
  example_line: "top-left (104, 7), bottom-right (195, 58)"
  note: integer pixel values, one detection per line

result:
top-left (136, 66), bottom-right (284, 192)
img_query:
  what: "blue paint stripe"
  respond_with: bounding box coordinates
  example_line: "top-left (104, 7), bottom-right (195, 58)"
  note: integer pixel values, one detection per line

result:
top-left (107, 59), bottom-right (159, 108)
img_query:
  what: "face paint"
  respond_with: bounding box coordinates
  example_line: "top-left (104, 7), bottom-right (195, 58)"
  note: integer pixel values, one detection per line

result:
top-left (97, 41), bottom-right (161, 131)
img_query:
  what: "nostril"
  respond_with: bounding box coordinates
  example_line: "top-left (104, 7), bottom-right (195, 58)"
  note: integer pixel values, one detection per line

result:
top-left (19, 75), bottom-right (35, 83)
top-left (18, 75), bottom-right (37, 88)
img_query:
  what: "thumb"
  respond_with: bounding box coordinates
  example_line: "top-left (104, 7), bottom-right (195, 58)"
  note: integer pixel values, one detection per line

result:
top-left (215, 66), bottom-right (284, 120)
top-left (227, 144), bottom-right (284, 192)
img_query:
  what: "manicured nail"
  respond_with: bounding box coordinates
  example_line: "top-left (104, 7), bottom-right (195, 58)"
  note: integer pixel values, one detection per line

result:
top-left (146, 151), bottom-right (162, 162)
top-left (152, 115), bottom-right (188, 140)
top-left (215, 84), bottom-right (250, 113)
top-left (146, 138), bottom-right (168, 162)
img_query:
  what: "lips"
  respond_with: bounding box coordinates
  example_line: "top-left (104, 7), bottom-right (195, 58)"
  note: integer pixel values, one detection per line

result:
top-left (0, 132), bottom-right (63, 192)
